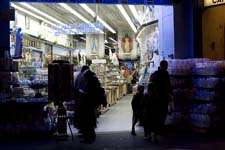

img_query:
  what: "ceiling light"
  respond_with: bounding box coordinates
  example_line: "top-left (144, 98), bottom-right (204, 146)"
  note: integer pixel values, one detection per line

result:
top-left (128, 5), bottom-right (140, 24)
top-left (60, 3), bottom-right (103, 34)
top-left (97, 17), bottom-right (116, 34)
top-left (116, 5), bottom-right (137, 33)
top-left (59, 3), bottom-right (90, 23)
top-left (80, 4), bottom-right (116, 34)
top-left (105, 45), bottom-right (111, 49)
top-left (80, 37), bottom-right (86, 41)
top-left (11, 3), bottom-right (55, 26)
top-left (80, 4), bottom-right (95, 17)
top-left (109, 37), bottom-right (117, 43)
top-left (20, 3), bottom-right (64, 25)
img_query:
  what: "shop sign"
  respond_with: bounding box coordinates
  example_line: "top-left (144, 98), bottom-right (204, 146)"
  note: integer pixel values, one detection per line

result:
top-left (92, 59), bottom-right (106, 64)
top-left (204, 0), bottom-right (225, 7)
top-left (52, 23), bottom-right (104, 35)
top-left (10, 0), bottom-right (172, 5)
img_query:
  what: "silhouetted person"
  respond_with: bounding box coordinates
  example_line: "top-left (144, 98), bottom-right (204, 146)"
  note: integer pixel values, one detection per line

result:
top-left (131, 85), bottom-right (144, 136)
top-left (74, 65), bottom-right (89, 99)
top-left (73, 65), bottom-right (89, 135)
top-left (142, 82), bottom-right (158, 140)
top-left (131, 68), bottom-right (139, 85)
top-left (147, 60), bottom-right (172, 142)
top-left (74, 65), bottom-right (106, 143)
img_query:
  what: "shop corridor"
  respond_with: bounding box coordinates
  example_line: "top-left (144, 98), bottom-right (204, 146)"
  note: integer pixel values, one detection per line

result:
top-left (95, 94), bottom-right (142, 133)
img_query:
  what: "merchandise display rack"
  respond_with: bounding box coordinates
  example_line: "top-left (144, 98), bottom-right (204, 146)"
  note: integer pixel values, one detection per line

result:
top-left (0, 58), bottom-right (52, 137)
top-left (0, 58), bottom-right (19, 103)
top-left (106, 65), bottom-right (127, 103)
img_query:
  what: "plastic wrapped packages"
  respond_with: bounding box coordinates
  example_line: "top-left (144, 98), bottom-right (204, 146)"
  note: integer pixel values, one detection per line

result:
top-left (173, 89), bottom-right (193, 101)
top-left (171, 77), bottom-right (192, 88)
top-left (193, 77), bottom-right (225, 88)
top-left (190, 113), bottom-right (211, 128)
top-left (193, 61), bottom-right (225, 75)
top-left (172, 103), bottom-right (190, 113)
top-left (190, 103), bottom-right (218, 114)
top-left (190, 113), bottom-right (225, 128)
top-left (168, 59), bottom-right (195, 75)
top-left (165, 112), bottom-right (189, 125)
top-left (188, 58), bottom-right (209, 64)
top-left (193, 89), bottom-right (225, 101)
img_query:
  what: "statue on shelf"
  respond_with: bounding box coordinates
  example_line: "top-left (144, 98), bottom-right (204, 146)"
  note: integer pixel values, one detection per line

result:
top-left (111, 51), bottom-right (119, 66)
top-left (14, 27), bottom-right (23, 59)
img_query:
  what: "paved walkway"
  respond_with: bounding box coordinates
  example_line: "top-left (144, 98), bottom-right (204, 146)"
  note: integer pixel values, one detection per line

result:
top-left (1, 95), bottom-right (225, 150)
top-left (95, 94), bottom-right (142, 133)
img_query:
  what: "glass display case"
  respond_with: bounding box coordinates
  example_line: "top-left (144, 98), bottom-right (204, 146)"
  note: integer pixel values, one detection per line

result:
top-left (18, 66), bottom-right (48, 100)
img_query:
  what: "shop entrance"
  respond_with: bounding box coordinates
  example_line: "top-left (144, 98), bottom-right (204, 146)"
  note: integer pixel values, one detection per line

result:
top-left (8, 1), bottom-right (174, 134)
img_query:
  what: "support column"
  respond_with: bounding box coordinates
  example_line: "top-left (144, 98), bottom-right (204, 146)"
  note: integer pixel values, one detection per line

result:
top-left (0, 0), bottom-right (10, 58)
top-left (173, 0), bottom-right (194, 58)
top-left (193, 0), bottom-right (203, 58)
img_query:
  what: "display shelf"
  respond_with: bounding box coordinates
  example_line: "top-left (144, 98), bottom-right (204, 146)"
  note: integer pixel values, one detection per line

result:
top-left (0, 59), bottom-right (20, 104)
top-left (0, 101), bottom-right (52, 137)
top-left (90, 59), bottom-right (107, 87)
top-left (18, 67), bottom-right (48, 98)
top-left (0, 81), bottom-right (20, 88)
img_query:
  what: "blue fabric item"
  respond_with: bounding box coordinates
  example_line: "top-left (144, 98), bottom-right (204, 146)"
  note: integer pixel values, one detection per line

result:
top-left (14, 27), bottom-right (23, 58)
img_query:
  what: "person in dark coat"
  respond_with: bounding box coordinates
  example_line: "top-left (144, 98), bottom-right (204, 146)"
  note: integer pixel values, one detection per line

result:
top-left (131, 85), bottom-right (144, 136)
top-left (74, 65), bottom-right (89, 99)
top-left (147, 60), bottom-right (173, 142)
top-left (74, 66), bottom-right (106, 143)
top-left (73, 65), bottom-right (89, 136)
top-left (142, 82), bottom-right (158, 139)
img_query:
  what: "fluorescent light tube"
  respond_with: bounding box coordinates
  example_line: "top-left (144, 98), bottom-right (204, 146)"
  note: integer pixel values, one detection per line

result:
top-left (105, 45), bottom-right (111, 49)
top-left (128, 5), bottom-right (140, 24)
top-left (80, 4), bottom-right (95, 17)
top-left (60, 3), bottom-right (103, 34)
top-left (80, 4), bottom-right (116, 34)
top-left (80, 37), bottom-right (86, 41)
top-left (97, 17), bottom-right (116, 34)
top-left (116, 5), bottom-right (137, 33)
top-left (59, 3), bottom-right (90, 23)
top-left (11, 3), bottom-right (55, 26)
top-left (20, 3), bottom-right (65, 25)
top-left (109, 37), bottom-right (117, 43)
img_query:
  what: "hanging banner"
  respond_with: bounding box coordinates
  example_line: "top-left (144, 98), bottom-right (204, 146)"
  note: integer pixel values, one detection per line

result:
top-left (204, 0), bottom-right (225, 7)
top-left (10, 0), bottom-right (172, 5)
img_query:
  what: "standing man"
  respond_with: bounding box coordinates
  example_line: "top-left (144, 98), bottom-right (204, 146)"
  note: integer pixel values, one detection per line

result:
top-left (74, 65), bottom-right (106, 143)
top-left (149, 60), bottom-right (173, 142)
